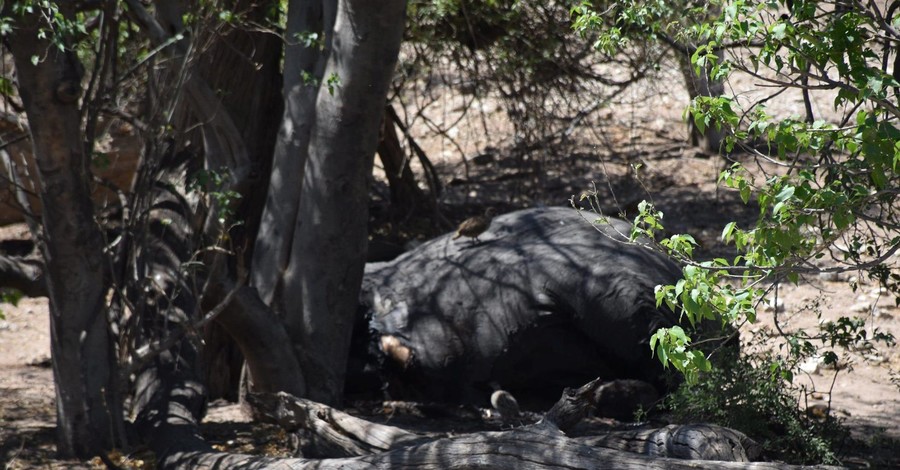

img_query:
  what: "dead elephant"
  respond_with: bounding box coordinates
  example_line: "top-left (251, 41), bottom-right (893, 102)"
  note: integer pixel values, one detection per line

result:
top-left (348, 207), bottom-right (690, 410)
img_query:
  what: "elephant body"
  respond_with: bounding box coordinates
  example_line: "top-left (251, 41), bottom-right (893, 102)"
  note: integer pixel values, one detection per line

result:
top-left (349, 207), bottom-right (685, 409)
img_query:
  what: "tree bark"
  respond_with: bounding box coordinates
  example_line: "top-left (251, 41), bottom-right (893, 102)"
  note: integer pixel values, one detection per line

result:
top-left (193, 0), bottom-right (285, 401)
top-left (251, 0), bottom-right (333, 310)
top-left (284, 0), bottom-right (406, 405)
top-left (377, 105), bottom-right (425, 212)
top-left (212, 284), bottom-right (306, 398)
top-left (6, 5), bottom-right (122, 457)
top-left (575, 424), bottom-right (762, 462)
top-left (159, 428), bottom-right (842, 470)
top-left (148, 387), bottom-right (839, 470)
top-left (249, 0), bottom-right (406, 405)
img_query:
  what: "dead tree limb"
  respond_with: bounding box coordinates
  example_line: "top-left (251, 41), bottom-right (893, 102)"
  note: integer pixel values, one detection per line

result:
top-left (242, 386), bottom-right (837, 469)
top-left (539, 377), bottom-right (604, 432)
top-left (248, 392), bottom-right (432, 458)
top-left (0, 255), bottom-right (45, 297)
top-left (575, 424), bottom-right (763, 462)
top-left (162, 421), bottom-right (840, 470)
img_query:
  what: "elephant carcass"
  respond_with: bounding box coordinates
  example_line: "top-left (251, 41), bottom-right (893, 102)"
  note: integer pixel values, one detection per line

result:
top-left (350, 207), bottom-right (684, 408)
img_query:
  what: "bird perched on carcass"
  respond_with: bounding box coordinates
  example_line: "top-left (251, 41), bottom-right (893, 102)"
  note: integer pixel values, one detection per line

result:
top-left (453, 207), bottom-right (496, 243)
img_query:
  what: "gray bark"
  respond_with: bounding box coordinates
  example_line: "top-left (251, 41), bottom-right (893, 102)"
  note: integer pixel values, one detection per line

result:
top-left (122, 0), bottom-right (309, 401)
top-left (158, 429), bottom-right (842, 470)
top-left (256, 0), bottom-right (407, 405)
top-left (6, 5), bottom-right (122, 457)
top-left (251, 0), bottom-right (333, 309)
top-left (213, 284), bottom-right (306, 398)
top-left (151, 387), bottom-right (838, 470)
top-left (575, 424), bottom-right (763, 462)
top-left (130, 0), bottom-right (408, 407)
top-left (249, 383), bottom-right (759, 462)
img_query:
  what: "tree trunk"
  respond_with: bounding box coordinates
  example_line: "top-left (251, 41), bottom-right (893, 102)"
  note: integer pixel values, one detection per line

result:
top-left (283, 0), bottom-right (406, 404)
top-left (157, 427), bottom-right (843, 470)
top-left (6, 5), bottom-right (122, 457)
top-left (193, 0), bottom-right (285, 401)
top-left (251, 0), bottom-right (332, 311)
top-left (122, 0), bottom-right (309, 406)
top-left (248, 389), bottom-right (763, 463)
top-left (377, 105), bottom-right (425, 213)
top-left (250, 0), bottom-right (407, 405)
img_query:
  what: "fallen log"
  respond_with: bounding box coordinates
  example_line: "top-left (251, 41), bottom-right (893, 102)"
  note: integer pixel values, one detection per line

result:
top-left (574, 424), bottom-right (763, 462)
top-left (248, 391), bottom-right (432, 458)
top-left (252, 391), bottom-right (763, 463)
top-left (165, 424), bottom-right (843, 470)
top-left (238, 380), bottom-right (840, 469)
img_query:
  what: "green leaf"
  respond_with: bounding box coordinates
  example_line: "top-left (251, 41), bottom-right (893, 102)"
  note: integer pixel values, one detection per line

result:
top-left (721, 221), bottom-right (736, 241)
top-left (775, 185), bottom-right (795, 203)
top-left (771, 22), bottom-right (787, 40)
top-left (871, 165), bottom-right (887, 189)
top-left (739, 182), bottom-right (751, 204)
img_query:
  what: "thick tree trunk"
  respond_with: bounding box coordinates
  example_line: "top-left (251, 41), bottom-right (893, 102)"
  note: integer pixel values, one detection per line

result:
top-left (158, 428), bottom-right (842, 470)
top-left (211, 284), bottom-right (307, 398)
top-left (249, 0), bottom-right (406, 405)
top-left (6, 6), bottom-right (122, 457)
top-left (248, 388), bottom-right (763, 463)
top-left (121, 0), bottom-right (311, 409)
top-left (280, 0), bottom-right (407, 405)
top-left (251, 0), bottom-right (333, 310)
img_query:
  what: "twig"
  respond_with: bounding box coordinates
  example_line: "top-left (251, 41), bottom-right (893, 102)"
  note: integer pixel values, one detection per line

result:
top-left (0, 133), bottom-right (29, 152)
